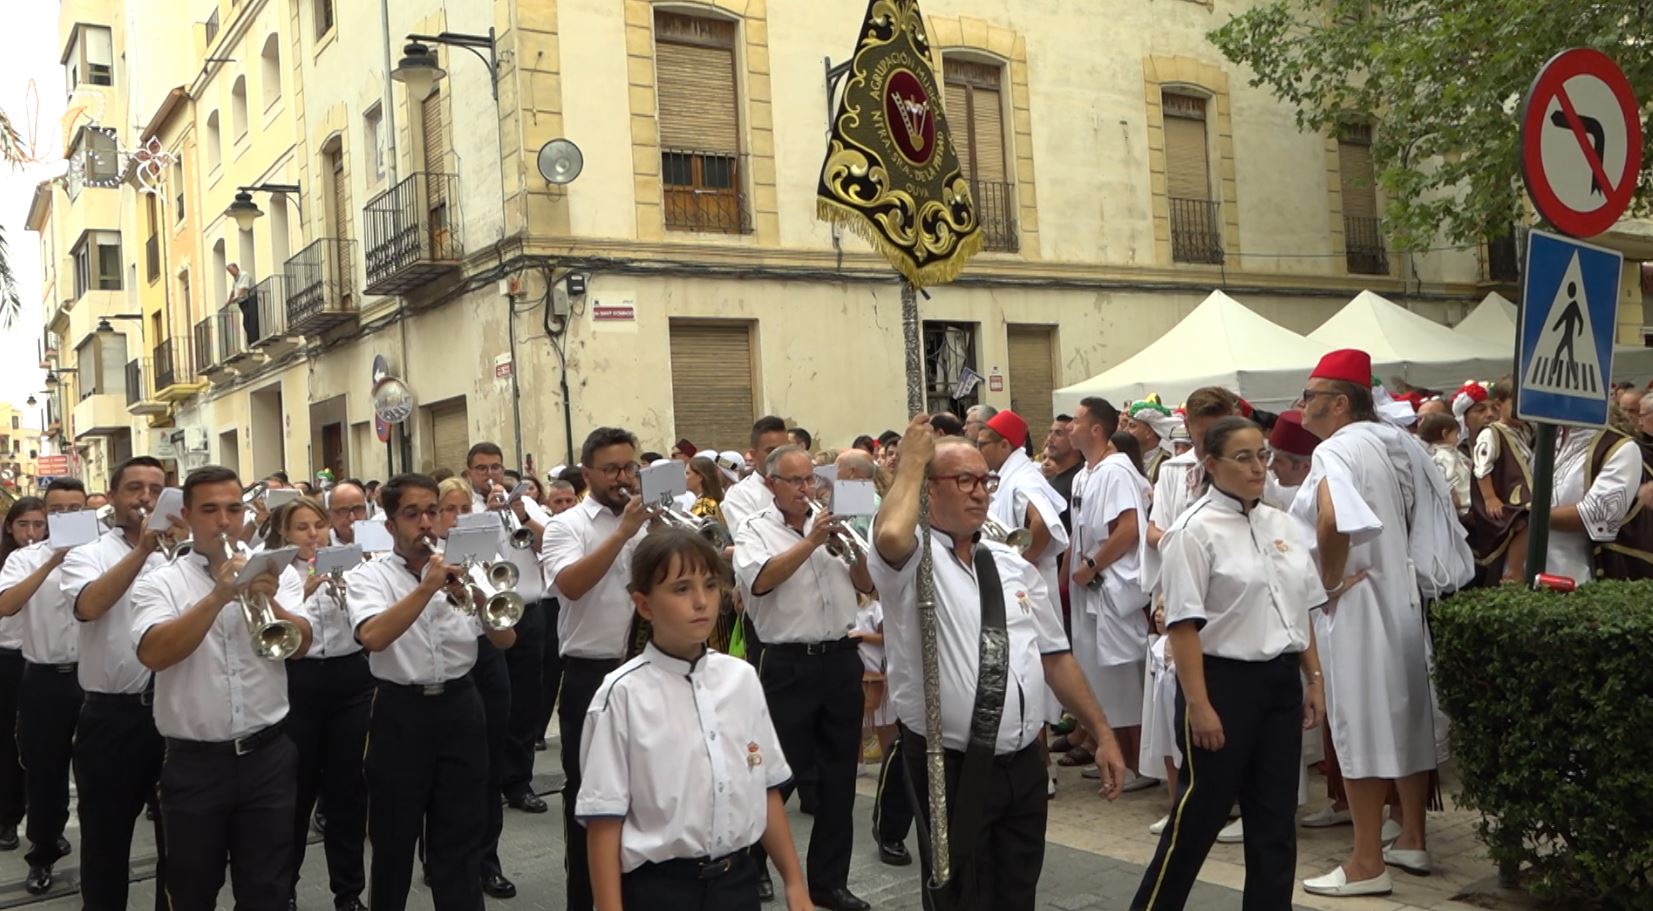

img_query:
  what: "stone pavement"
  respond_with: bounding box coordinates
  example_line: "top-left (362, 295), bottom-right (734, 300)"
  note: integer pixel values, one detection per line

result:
top-left (0, 740), bottom-right (1529, 910)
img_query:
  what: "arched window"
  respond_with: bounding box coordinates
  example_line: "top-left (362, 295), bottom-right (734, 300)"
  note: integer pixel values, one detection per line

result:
top-left (231, 76), bottom-right (249, 140)
top-left (205, 110), bottom-right (221, 170)
top-left (260, 35), bottom-right (281, 109)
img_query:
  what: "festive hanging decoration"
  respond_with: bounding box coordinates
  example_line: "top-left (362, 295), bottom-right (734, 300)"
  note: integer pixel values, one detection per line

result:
top-left (128, 137), bottom-right (176, 196)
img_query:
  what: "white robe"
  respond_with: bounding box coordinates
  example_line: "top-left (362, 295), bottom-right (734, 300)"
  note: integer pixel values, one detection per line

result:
top-left (1289, 421), bottom-right (1445, 779)
top-left (989, 449), bottom-right (1071, 723)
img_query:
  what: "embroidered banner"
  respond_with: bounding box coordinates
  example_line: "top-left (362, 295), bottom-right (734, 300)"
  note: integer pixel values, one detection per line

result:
top-left (817, 0), bottom-right (982, 288)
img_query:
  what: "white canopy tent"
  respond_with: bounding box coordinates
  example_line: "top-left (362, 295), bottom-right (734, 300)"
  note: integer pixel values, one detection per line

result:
top-left (1452, 291), bottom-right (1653, 386)
top-left (1308, 290), bottom-right (1513, 390)
top-left (1052, 290), bottom-right (1331, 414)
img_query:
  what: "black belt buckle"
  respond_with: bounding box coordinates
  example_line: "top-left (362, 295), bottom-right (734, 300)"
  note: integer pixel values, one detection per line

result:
top-left (53, 663), bottom-right (76, 674)
top-left (233, 732), bottom-right (260, 757)
top-left (804, 641), bottom-right (829, 656)
top-left (418, 683), bottom-right (446, 696)
top-left (697, 855), bottom-right (734, 880)
top-left (140, 689), bottom-right (155, 707)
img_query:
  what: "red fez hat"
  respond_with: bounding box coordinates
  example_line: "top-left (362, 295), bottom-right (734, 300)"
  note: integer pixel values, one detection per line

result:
top-left (985, 410), bottom-right (1028, 448)
top-left (675, 438), bottom-right (698, 457)
top-left (1268, 410), bottom-right (1320, 458)
top-left (1310, 349), bottom-right (1372, 386)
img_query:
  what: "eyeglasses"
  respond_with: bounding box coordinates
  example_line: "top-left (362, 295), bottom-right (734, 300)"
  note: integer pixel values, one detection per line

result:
top-left (592, 462), bottom-right (641, 479)
top-left (771, 474), bottom-right (816, 489)
top-left (1217, 449), bottom-right (1270, 469)
top-left (930, 473), bottom-right (1000, 494)
top-left (397, 506), bottom-right (440, 521)
top-left (330, 505), bottom-right (369, 518)
top-left (1299, 388), bottom-right (1345, 404)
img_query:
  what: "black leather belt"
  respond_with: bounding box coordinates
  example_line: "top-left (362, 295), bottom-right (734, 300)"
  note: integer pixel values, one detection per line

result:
top-left (84, 690), bottom-right (154, 707)
top-left (379, 676), bottom-right (474, 697)
top-left (763, 637), bottom-right (858, 656)
top-left (26, 661), bottom-right (78, 674)
top-left (636, 852), bottom-right (747, 881)
top-left (166, 719), bottom-right (287, 757)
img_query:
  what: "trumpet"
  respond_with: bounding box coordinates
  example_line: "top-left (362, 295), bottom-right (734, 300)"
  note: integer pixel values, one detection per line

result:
top-left (313, 561), bottom-right (349, 613)
top-left (421, 535), bottom-right (523, 630)
top-left (218, 532), bottom-right (303, 660)
top-left (241, 482), bottom-right (268, 505)
top-left (653, 496), bottom-right (733, 548)
top-left (808, 497), bottom-right (869, 569)
top-left (141, 507), bottom-right (191, 560)
top-left (981, 515), bottom-right (1032, 553)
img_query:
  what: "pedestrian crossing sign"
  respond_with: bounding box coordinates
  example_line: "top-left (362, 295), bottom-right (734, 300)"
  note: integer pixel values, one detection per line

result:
top-left (1517, 229), bottom-right (1622, 426)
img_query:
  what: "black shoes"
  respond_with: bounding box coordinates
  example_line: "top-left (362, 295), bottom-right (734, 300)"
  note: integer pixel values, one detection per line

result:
top-left (533, 738), bottom-right (547, 752)
top-left (24, 865), bottom-right (51, 896)
top-left (313, 810), bottom-right (328, 834)
top-left (809, 887), bottom-right (872, 911)
top-left (507, 792), bottom-right (549, 814)
top-left (877, 839), bottom-right (912, 866)
top-left (482, 871), bottom-right (517, 898)
top-left (0, 825), bottom-right (16, 851)
top-left (55, 835), bottom-right (70, 857)
top-left (756, 873), bottom-right (775, 902)
top-left (335, 899), bottom-right (368, 911)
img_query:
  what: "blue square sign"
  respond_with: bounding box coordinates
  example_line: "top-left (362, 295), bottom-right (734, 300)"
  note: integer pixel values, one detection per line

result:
top-left (1516, 229), bottom-right (1623, 426)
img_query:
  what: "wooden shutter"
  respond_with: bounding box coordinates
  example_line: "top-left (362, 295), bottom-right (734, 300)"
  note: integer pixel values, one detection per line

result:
top-left (1338, 124), bottom-right (1378, 219)
top-left (669, 321), bottom-right (755, 452)
top-left (329, 150), bottom-right (349, 238)
top-left (972, 86), bottom-right (1007, 182)
top-left (1007, 325), bottom-right (1055, 439)
top-left (428, 399), bottom-right (468, 476)
top-left (655, 15), bottom-right (739, 153)
top-left (422, 89), bottom-right (446, 175)
top-left (945, 82), bottom-right (972, 177)
top-left (1163, 93), bottom-right (1211, 200)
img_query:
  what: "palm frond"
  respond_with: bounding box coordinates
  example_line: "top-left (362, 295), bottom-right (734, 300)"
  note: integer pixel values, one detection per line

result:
top-left (0, 227), bottom-right (22, 331)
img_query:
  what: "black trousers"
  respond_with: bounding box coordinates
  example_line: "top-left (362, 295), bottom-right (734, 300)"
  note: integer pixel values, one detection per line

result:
top-left (750, 645), bottom-right (862, 892)
top-left (286, 654), bottom-right (372, 905)
top-left (900, 727), bottom-right (1047, 911)
top-left (470, 638), bottom-right (511, 878)
top-left (366, 680), bottom-right (487, 911)
top-left (560, 655), bottom-right (620, 911)
top-left (1130, 653), bottom-right (1303, 911)
top-left (159, 730), bottom-right (297, 911)
top-left (874, 733), bottom-right (914, 845)
top-left (75, 693), bottom-right (167, 911)
top-left (532, 599), bottom-right (564, 745)
top-left (501, 598), bottom-right (546, 801)
top-left (622, 852), bottom-right (762, 911)
top-left (18, 662), bottom-right (81, 867)
top-left (0, 649), bottom-right (25, 829)
top-left (239, 294), bottom-right (260, 343)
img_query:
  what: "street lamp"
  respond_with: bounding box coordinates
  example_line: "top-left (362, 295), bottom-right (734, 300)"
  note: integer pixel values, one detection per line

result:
top-left (224, 183), bottom-right (303, 231)
top-left (390, 41), bottom-right (447, 100)
top-left (96, 314), bottom-right (144, 335)
top-left (43, 368), bottom-right (77, 389)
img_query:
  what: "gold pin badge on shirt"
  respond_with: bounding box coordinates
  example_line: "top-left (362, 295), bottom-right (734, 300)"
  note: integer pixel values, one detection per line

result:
top-left (1272, 539), bottom-right (1289, 554)
top-left (1015, 590), bottom-right (1034, 614)
top-left (746, 742), bottom-right (763, 768)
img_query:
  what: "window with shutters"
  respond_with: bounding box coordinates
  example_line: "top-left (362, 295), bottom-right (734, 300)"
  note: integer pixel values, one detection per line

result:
top-left (326, 145), bottom-right (349, 239)
top-left (655, 12), bottom-right (750, 235)
top-left (1163, 91), bottom-right (1223, 264)
top-left (944, 59), bottom-right (1017, 252)
top-left (426, 399), bottom-right (469, 476)
top-left (1338, 121), bottom-right (1387, 275)
top-left (64, 25), bottom-right (114, 91)
top-left (421, 90), bottom-right (451, 248)
top-left (314, 0), bottom-right (335, 42)
top-left (231, 76), bottom-right (249, 142)
top-left (1006, 325), bottom-right (1055, 439)
top-left (71, 230), bottom-right (122, 297)
top-left (669, 321), bottom-right (756, 452)
top-left (206, 110), bottom-right (221, 172)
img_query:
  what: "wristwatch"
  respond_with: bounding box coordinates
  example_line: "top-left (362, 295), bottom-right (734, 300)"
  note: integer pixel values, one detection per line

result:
top-left (1083, 556), bottom-right (1097, 570)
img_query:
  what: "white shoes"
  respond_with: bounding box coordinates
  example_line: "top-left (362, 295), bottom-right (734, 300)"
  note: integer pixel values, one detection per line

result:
top-left (1148, 814), bottom-right (1169, 835)
top-left (1383, 846), bottom-right (1432, 876)
top-left (1301, 805), bottom-right (1353, 827)
top-left (1381, 818), bottom-right (1403, 843)
top-left (1047, 775), bottom-right (1057, 799)
top-left (1121, 772), bottom-right (1160, 792)
top-left (1216, 817), bottom-right (1244, 844)
top-left (1303, 866), bottom-right (1394, 897)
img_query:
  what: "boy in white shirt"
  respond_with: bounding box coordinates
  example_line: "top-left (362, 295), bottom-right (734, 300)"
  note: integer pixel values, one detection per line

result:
top-left (578, 529), bottom-right (810, 911)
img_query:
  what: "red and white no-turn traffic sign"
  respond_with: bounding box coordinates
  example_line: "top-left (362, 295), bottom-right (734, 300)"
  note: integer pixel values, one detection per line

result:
top-left (1520, 48), bottom-right (1643, 239)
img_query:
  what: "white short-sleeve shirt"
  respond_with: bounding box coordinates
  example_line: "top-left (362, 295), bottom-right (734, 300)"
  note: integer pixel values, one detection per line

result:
top-left (576, 644), bottom-right (792, 871)
top-left (131, 555), bottom-right (291, 741)
top-left (279, 563), bottom-right (362, 660)
top-left (540, 498), bottom-right (645, 660)
top-left (733, 507), bottom-right (860, 644)
top-left (719, 474), bottom-right (773, 537)
top-left (0, 544), bottom-right (78, 664)
top-left (345, 553), bottom-right (483, 684)
top-left (1161, 488), bottom-right (1322, 662)
top-left (61, 528), bottom-right (165, 693)
top-left (869, 531), bottom-right (1069, 754)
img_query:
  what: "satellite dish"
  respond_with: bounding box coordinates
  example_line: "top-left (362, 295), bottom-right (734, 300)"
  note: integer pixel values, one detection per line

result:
top-left (536, 139), bottom-right (584, 186)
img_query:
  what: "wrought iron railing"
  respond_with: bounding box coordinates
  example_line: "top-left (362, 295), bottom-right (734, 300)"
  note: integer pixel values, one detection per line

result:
top-left (153, 337), bottom-right (189, 391)
top-left (193, 317), bottom-right (216, 373)
top-left (1487, 229), bottom-right (1522, 283)
top-left (968, 179), bottom-right (1019, 253)
top-left (1169, 197), bottom-right (1225, 265)
top-left (662, 149), bottom-right (752, 234)
top-left (217, 306), bottom-right (247, 362)
top-left (363, 172), bottom-right (463, 294)
top-left (125, 358), bottom-right (145, 407)
top-left (1343, 215), bottom-right (1390, 276)
top-left (284, 238), bottom-right (358, 334)
top-left (249, 274), bottom-right (287, 345)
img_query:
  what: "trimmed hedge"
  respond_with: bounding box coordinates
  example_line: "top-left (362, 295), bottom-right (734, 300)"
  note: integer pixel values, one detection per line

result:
top-left (1433, 582), bottom-right (1653, 909)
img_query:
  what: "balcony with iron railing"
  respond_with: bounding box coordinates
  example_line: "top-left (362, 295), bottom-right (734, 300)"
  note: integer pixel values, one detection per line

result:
top-left (216, 305), bottom-right (249, 366)
top-left (1344, 215), bottom-right (1390, 276)
top-left (193, 317), bottom-right (221, 376)
top-left (126, 357), bottom-right (167, 416)
top-left (662, 149), bottom-right (752, 235)
top-left (151, 337), bottom-right (194, 401)
top-left (968, 179), bottom-right (1019, 253)
top-left (284, 238), bottom-right (359, 337)
top-left (363, 172), bottom-right (463, 295)
top-left (1169, 197), bottom-right (1224, 265)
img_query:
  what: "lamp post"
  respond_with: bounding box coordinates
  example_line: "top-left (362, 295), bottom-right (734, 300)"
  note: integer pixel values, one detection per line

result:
top-left (391, 31), bottom-right (495, 102)
top-left (225, 183), bottom-right (303, 231)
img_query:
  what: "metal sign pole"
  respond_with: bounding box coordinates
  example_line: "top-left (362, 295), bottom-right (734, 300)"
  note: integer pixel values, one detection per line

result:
top-left (1523, 422), bottom-right (1556, 579)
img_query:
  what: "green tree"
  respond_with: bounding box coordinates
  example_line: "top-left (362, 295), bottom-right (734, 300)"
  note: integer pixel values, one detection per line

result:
top-left (1208, 1), bottom-right (1653, 253)
top-left (0, 108), bottom-right (27, 329)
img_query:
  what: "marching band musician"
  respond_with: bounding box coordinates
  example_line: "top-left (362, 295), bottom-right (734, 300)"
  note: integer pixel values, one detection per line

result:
top-left (347, 473), bottom-right (516, 911)
top-left (271, 497), bottom-right (370, 911)
top-left (60, 456), bottom-right (176, 910)
top-left (131, 466), bottom-right (314, 911)
top-left (326, 480), bottom-right (370, 546)
top-left (0, 499), bottom-right (35, 857)
top-left (0, 478), bottom-right (88, 894)
top-left (721, 416), bottom-right (791, 535)
top-left (540, 427), bottom-right (651, 911)
top-left (734, 444), bottom-right (874, 911)
top-left (870, 416), bottom-right (1126, 911)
